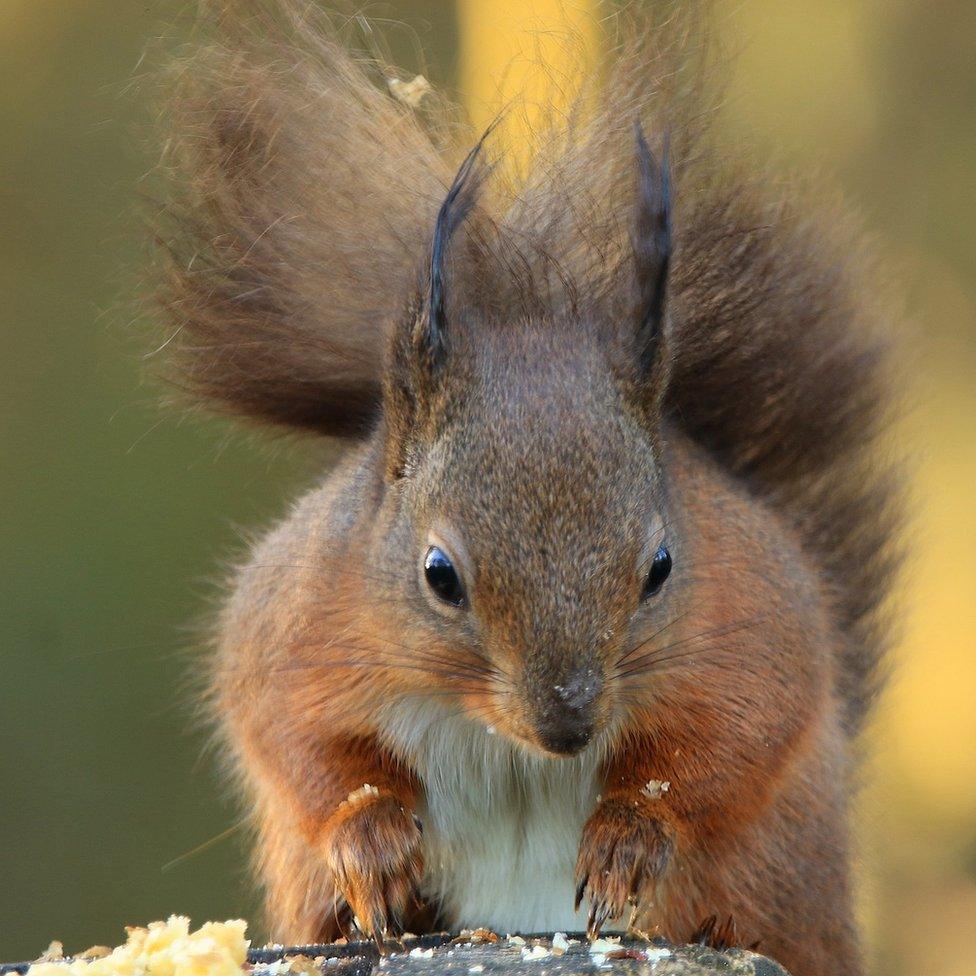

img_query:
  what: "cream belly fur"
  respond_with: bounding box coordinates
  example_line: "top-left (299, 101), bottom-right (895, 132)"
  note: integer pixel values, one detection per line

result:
top-left (378, 700), bottom-right (603, 934)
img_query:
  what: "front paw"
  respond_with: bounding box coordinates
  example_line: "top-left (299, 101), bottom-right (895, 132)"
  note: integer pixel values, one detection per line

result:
top-left (574, 791), bottom-right (676, 938)
top-left (321, 785), bottom-right (424, 948)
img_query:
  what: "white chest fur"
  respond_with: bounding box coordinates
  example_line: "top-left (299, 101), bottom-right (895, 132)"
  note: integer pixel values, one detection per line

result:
top-left (378, 701), bottom-right (601, 934)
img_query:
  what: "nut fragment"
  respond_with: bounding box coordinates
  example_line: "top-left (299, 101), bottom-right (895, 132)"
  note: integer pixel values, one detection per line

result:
top-left (344, 783), bottom-right (381, 805)
top-left (387, 75), bottom-right (433, 108)
top-left (641, 779), bottom-right (670, 800)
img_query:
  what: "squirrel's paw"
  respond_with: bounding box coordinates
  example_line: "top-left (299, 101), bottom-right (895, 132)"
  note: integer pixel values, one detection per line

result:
top-left (322, 787), bottom-right (424, 951)
top-left (574, 792), bottom-right (675, 938)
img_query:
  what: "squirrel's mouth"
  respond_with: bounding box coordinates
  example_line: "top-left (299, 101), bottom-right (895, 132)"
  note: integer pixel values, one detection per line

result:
top-left (532, 716), bottom-right (597, 757)
top-left (484, 690), bottom-right (610, 760)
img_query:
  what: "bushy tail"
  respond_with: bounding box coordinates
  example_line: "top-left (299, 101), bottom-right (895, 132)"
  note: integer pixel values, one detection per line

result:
top-left (152, 0), bottom-right (458, 435)
top-left (151, 0), bottom-right (901, 731)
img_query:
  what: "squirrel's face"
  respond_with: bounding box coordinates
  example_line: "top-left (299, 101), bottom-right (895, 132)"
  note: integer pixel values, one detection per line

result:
top-left (379, 126), bottom-right (673, 757)
top-left (392, 325), bottom-right (674, 757)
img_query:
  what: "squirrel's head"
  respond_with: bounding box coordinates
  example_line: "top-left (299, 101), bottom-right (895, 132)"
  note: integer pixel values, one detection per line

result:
top-left (379, 127), bottom-right (674, 758)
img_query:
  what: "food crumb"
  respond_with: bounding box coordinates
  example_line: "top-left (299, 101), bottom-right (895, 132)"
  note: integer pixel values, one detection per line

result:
top-left (387, 75), bottom-right (432, 108)
top-left (550, 933), bottom-right (572, 956)
top-left (35, 944), bottom-right (65, 964)
top-left (520, 946), bottom-right (551, 962)
top-left (76, 950), bottom-right (111, 962)
top-left (408, 947), bottom-right (434, 959)
top-left (23, 917), bottom-right (248, 976)
top-left (344, 784), bottom-right (380, 807)
top-left (641, 780), bottom-right (670, 800)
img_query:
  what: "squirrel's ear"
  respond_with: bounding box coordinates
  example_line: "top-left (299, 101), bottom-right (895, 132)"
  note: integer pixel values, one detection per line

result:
top-left (633, 123), bottom-right (672, 375)
top-left (416, 126), bottom-right (495, 369)
top-left (385, 128), bottom-right (495, 479)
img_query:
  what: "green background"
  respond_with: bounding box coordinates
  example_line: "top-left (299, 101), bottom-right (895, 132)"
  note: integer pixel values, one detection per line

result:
top-left (0, 0), bottom-right (457, 957)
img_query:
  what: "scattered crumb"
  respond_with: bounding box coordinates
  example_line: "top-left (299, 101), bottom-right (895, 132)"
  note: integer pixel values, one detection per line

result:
top-left (550, 933), bottom-right (572, 956)
top-left (587, 935), bottom-right (623, 966)
top-left (76, 950), bottom-right (111, 962)
top-left (468, 967), bottom-right (484, 973)
top-left (35, 944), bottom-right (65, 964)
top-left (23, 917), bottom-right (248, 976)
top-left (262, 955), bottom-right (320, 976)
top-left (507, 936), bottom-right (526, 946)
top-left (387, 75), bottom-right (432, 108)
top-left (604, 949), bottom-right (646, 961)
top-left (520, 946), bottom-right (551, 962)
top-left (468, 929), bottom-right (499, 944)
top-left (645, 947), bottom-right (671, 963)
top-left (408, 947), bottom-right (434, 959)
top-left (344, 784), bottom-right (380, 807)
top-left (641, 780), bottom-right (670, 800)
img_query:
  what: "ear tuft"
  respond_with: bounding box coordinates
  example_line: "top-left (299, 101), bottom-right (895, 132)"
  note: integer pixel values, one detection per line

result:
top-left (424, 122), bottom-right (499, 362)
top-left (633, 123), bottom-right (672, 373)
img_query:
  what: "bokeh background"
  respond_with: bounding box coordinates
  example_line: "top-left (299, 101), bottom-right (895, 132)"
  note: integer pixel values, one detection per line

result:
top-left (1, 1), bottom-right (973, 973)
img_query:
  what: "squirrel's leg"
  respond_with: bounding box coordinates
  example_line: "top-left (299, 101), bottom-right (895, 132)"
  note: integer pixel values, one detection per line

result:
top-left (576, 710), bottom-right (794, 940)
top-left (246, 731), bottom-right (423, 949)
top-left (316, 739), bottom-right (424, 948)
top-left (574, 739), bottom-right (683, 937)
top-left (575, 726), bottom-right (862, 976)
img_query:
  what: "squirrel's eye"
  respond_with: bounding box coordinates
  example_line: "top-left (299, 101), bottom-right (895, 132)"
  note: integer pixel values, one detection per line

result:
top-left (424, 546), bottom-right (466, 607)
top-left (642, 545), bottom-right (672, 600)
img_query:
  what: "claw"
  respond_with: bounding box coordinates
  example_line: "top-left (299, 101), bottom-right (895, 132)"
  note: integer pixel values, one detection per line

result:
top-left (370, 910), bottom-right (389, 953)
top-left (629, 853), bottom-right (647, 899)
top-left (627, 902), bottom-right (641, 933)
top-left (587, 901), bottom-right (611, 939)
top-left (574, 876), bottom-right (588, 911)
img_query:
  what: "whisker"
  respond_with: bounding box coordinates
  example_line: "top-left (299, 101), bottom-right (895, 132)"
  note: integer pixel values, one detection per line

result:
top-left (616, 610), bottom-right (692, 667)
top-left (614, 615), bottom-right (768, 681)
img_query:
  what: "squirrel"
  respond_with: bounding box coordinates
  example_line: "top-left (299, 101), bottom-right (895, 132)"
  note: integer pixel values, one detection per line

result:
top-left (151, 3), bottom-right (902, 975)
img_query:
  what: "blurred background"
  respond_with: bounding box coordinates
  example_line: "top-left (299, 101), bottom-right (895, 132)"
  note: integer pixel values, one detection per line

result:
top-left (1, 1), bottom-right (973, 973)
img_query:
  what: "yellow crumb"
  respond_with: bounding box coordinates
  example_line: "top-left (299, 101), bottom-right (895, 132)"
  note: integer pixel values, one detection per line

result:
top-left (343, 784), bottom-right (380, 808)
top-left (387, 75), bottom-right (433, 108)
top-left (641, 779), bottom-right (670, 800)
top-left (25, 917), bottom-right (249, 976)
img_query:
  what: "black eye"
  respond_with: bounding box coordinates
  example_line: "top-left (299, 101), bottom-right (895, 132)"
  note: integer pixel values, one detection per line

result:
top-left (423, 546), bottom-right (466, 607)
top-left (642, 545), bottom-right (672, 600)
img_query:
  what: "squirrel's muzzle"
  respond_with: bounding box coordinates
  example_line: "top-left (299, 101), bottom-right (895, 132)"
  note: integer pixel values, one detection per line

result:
top-left (531, 667), bottom-right (604, 757)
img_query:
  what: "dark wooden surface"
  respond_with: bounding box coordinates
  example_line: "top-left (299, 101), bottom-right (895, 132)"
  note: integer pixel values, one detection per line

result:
top-left (3, 932), bottom-right (791, 976)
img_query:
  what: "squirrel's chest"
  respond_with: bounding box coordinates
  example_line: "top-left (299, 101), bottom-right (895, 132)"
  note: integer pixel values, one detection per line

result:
top-left (378, 702), bottom-right (600, 934)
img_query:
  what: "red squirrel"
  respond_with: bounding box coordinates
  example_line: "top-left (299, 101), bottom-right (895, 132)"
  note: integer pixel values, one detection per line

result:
top-left (152, 3), bottom-right (901, 974)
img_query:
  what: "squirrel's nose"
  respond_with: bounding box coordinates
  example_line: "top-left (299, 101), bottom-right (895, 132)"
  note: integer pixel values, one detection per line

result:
top-left (533, 668), bottom-right (603, 757)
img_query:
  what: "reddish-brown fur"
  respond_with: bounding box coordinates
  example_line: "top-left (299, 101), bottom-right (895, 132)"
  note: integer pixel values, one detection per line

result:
top-left (150, 4), bottom-right (901, 975)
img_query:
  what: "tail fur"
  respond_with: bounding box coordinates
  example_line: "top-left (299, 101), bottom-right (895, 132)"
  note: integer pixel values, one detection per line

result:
top-left (151, 0), bottom-right (901, 730)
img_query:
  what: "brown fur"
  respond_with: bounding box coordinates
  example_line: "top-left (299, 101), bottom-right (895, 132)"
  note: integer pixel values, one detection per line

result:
top-left (150, 4), bottom-right (902, 975)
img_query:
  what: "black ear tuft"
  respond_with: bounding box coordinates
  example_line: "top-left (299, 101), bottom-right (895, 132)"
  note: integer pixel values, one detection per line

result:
top-left (426, 122), bottom-right (499, 360)
top-left (633, 122), bottom-right (672, 373)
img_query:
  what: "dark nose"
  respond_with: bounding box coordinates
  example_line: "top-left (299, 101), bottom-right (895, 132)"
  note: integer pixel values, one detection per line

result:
top-left (533, 668), bottom-right (603, 756)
